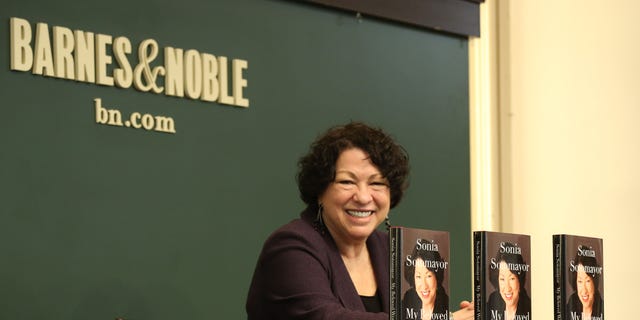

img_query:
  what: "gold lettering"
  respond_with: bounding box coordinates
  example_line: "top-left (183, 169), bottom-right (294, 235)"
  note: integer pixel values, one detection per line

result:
top-left (95, 33), bottom-right (114, 86)
top-left (75, 30), bottom-right (95, 83)
top-left (33, 23), bottom-right (54, 76)
top-left (217, 56), bottom-right (234, 105)
top-left (10, 17), bottom-right (33, 71)
top-left (201, 53), bottom-right (219, 102)
top-left (164, 47), bottom-right (184, 97)
top-left (184, 49), bottom-right (202, 99)
top-left (9, 17), bottom-right (249, 108)
top-left (53, 26), bottom-right (75, 79)
top-left (232, 59), bottom-right (249, 107)
top-left (113, 36), bottom-right (133, 88)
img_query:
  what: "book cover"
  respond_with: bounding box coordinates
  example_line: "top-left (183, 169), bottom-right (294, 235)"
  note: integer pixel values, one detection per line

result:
top-left (474, 231), bottom-right (532, 320)
top-left (553, 234), bottom-right (604, 320)
top-left (390, 226), bottom-right (450, 320)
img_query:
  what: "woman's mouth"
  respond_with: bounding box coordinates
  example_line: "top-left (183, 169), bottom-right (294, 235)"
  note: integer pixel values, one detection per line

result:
top-left (346, 210), bottom-right (373, 218)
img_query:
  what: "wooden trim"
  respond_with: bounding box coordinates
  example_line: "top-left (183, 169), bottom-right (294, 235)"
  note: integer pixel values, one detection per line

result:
top-left (469, 0), bottom-right (500, 231)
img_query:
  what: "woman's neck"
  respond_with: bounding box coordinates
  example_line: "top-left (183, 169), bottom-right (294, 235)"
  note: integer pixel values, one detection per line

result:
top-left (340, 245), bottom-right (377, 296)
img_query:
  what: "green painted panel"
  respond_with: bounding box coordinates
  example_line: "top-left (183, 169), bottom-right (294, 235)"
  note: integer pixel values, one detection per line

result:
top-left (1, 1), bottom-right (470, 319)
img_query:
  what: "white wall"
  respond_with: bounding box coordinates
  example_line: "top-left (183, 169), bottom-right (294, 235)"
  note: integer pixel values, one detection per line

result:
top-left (498, 1), bottom-right (640, 318)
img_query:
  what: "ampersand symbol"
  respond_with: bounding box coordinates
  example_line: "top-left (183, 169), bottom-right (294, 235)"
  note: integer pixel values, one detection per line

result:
top-left (134, 39), bottom-right (165, 94)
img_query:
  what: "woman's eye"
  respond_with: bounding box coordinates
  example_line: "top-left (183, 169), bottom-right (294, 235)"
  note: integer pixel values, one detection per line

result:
top-left (337, 180), bottom-right (355, 185)
top-left (370, 181), bottom-right (389, 189)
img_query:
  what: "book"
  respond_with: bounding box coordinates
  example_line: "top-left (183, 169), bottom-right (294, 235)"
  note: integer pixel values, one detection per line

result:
top-left (553, 234), bottom-right (604, 320)
top-left (473, 231), bottom-right (532, 320)
top-left (390, 226), bottom-right (450, 320)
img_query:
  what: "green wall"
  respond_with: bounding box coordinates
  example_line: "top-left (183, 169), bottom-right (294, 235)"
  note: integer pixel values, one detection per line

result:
top-left (1, 1), bottom-right (470, 319)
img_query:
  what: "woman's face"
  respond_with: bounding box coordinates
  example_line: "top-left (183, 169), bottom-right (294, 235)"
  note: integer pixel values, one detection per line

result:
top-left (319, 148), bottom-right (390, 245)
top-left (576, 265), bottom-right (595, 309)
top-left (414, 259), bottom-right (437, 306)
top-left (498, 261), bottom-right (521, 310)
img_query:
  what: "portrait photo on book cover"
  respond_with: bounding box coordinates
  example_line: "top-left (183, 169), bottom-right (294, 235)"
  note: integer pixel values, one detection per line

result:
top-left (565, 237), bottom-right (604, 320)
top-left (485, 234), bottom-right (531, 320)
top-left (401, 230), bottom-right (450, 320)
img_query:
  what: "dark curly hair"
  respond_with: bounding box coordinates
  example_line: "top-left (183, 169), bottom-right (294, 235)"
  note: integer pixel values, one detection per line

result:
top-left (296, 122), bottom-right (410, 211)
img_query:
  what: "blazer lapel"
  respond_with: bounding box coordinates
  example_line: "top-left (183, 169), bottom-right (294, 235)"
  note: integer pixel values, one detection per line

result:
top-left (323, 230), bottom-right (390, 313)
top-left (369, 231), bottom-right (390, 313)
top-left (323, 235), bottom-right (366, 311)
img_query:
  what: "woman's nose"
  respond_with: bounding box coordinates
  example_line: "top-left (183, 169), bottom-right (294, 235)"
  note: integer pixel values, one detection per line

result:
top-left (352, 185), bottom-right (373, 203)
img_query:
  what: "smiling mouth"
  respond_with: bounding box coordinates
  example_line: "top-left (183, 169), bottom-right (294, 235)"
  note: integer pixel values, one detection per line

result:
top-left (503, 293), bottom-right (513, 300)
top-left (346, 210), bottom-right (373, 218)
top-left (420, 290), bottom-right (431, 298)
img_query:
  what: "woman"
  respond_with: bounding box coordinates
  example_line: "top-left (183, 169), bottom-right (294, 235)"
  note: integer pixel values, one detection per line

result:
top-left (246, 122), bottom-right (474, 320)
top-left (402, 238), bottom-right (449, 320)
top-left (566, 248), bottom-right (604, 320)
top-left (486, 242), bottom-right (531, 320)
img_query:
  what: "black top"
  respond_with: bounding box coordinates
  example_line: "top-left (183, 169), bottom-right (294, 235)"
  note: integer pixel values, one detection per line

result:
top-left (360, 291), bottom-right (383, 313)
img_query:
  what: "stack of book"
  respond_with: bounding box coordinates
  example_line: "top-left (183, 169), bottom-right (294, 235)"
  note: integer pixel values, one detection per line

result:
top-left (388, 228), bottom-right (604, 320)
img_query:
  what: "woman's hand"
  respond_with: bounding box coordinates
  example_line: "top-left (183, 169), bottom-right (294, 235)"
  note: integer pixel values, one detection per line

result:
top-left (451, 300), bottom-right (474, 320)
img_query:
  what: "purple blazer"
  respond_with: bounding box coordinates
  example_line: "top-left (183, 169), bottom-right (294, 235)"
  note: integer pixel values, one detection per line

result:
top-left (246, 208), bottom-right (389, 320)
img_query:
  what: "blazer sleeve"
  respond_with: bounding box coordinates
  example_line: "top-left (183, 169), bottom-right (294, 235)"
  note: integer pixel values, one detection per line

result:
top-left (246, 221), bottom-right (388, 320)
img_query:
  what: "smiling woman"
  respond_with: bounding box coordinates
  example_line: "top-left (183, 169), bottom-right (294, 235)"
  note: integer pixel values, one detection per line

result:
top-left (246, 122), bottom-right (410, 320)
top-left (318, 148), bottom-right (391, 249)
top-left (246, 122), bottom-right (474, 320)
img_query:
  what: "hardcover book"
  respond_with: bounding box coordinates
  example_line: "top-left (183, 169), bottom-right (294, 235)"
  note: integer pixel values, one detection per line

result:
top-left (390, 226), bottom-right (450, 320)
top-left (473, 231), bottom-right (532, 320)
top-left (553, 234), bottom-right (604, 320)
